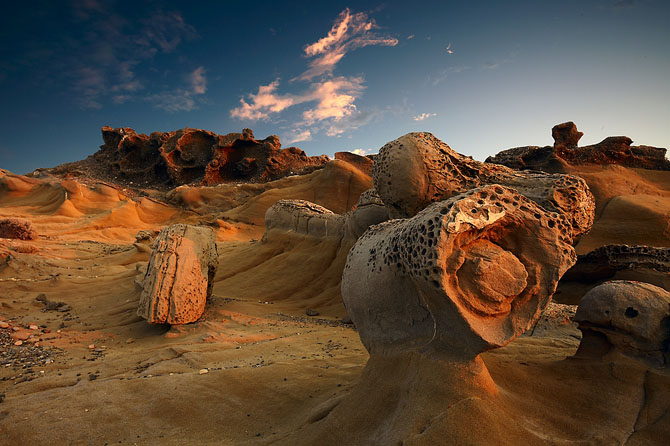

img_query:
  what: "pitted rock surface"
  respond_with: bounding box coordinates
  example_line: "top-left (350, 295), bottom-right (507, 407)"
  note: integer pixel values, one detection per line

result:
top-left (40, 127), bottom-right (330, 188)
top-left (0, 218), bottom-right (38, 240)
top-left (342, 184), bottom-right (577, 359)
top-left (137, 224), bottom-right (218, 324)
top-left (372, 132), bottom-right (595, 241)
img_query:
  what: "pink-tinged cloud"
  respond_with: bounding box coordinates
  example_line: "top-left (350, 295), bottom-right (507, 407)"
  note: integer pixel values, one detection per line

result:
top-left (297, 8), bottom-right (398, 81)
top-left (302, 76), bottom-right (364, 124)
top-left (231, 77), bottom-right (364, 124)
top-left (230, 80), bottom-right (296, 120)
top-left (413, 112), bottom-right (437, 121)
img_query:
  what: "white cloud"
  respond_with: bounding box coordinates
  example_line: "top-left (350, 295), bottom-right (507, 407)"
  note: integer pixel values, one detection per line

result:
top-left (351, 148), bottom-right (370, 156)
top-left (413, 112), bottom-right (437, 121)
top-left (286, 130), bottom-right (312, 144)
top-left (189, 66), bottom-right (207, 94)
top-left (407, 34), bottom-right (415, 40)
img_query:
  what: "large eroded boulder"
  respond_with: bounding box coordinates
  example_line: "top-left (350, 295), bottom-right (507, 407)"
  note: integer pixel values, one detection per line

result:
top-left (137, 224), bottom-right (218, 324)
top-left (343, 184), bottom-right (577, 357)
top-left (373, 132), bottom-right (595, 241)
top-left (574, 280), bottom-right (670, 367)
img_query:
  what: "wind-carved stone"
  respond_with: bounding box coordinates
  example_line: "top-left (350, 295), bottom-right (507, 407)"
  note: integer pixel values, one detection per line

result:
top-left (574, 280), bottom-right (670, 368)
top-left (372, 132), bottom-right (595, 241)
top-left (263, 189), bottom-right (389, 242)
top-left (137, 224), bottom-right (218, 324)
top-left (292, 185), bottom-right (583, 444)
top-left (343, 184), bottom-right (577, 359)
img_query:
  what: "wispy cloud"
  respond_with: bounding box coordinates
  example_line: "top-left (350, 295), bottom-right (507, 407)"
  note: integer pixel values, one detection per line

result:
top-left (429, 65), bottom-right (470, 86)
top-left (61, 3), bottom-right (200, 110)
top-left (230, 80), bottom-right (296, 120)
top-left (286, 130), bottom-right (312, 145)
top-left (230, 8), bottom-right (396, 141)
top-left (407, 34), bottom-right (415, 40)
top-left (146, 66), bottom-right (207, 112)
top-left (296, 8), bottom-right (398, 81)
top-left (413, 112), bottom-right (437, 121)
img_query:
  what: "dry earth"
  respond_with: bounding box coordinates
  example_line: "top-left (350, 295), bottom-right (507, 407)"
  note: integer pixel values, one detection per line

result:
top-left (0, 155), bottom-right (669, 445)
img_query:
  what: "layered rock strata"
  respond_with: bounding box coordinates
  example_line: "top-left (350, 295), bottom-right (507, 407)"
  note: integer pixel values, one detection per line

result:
top-left (137, 224), bottom-right (218, 324)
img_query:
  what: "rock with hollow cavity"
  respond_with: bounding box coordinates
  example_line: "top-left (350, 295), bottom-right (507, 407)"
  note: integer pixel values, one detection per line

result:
top-left (342, 184), bottom-right (577, 358)
top-left (372, 132), bottom-right (595, 241)
top-left (574, 280), bottom-right (670, 367)
top-left (137, 224), bottom-right (218, 324)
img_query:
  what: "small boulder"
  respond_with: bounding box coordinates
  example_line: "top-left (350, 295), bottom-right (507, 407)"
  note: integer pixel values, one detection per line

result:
top-left (574, 280), bottom-right (670, 367)
top-left (0, 218), bottom-right (38, 240)
top-left (137, 224), bottom-right (218, 324)
top-left (552, 121), bottom-right (583, 148)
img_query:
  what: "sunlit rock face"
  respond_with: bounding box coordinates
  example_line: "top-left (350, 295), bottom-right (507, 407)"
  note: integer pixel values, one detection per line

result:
top-left (137, 224), bottom-right (218, 325)
top-left (342, 184), bottom-right (577, 359)
top-left (487, 121), bottom-right (670, 171)
top-left (575, 280), bottom-right (670, 367)
top-left (372, 132), bottom-right (595, 241)
top-left (96, 126), bottom-right (330, 187)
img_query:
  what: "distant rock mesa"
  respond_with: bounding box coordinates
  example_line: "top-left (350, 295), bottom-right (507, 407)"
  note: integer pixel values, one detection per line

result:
top-left (95, 126), bottom-right (330, 187)
top-left (487, 121), bottom-right (670, 171)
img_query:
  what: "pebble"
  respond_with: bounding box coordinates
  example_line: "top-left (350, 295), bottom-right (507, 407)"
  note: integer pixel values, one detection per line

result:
top-left (29, 325), bottom-right (39, 330)
top-left (0, 321), bottom-right (8, 329)
top-left (14, 340), bottom-right (23, 346)
top-left (305, 309), bottom-right (320, 317)
top-left (199, 369), bottom-right (209, 375)
top-left (88, 344), bottom-right (95, 350)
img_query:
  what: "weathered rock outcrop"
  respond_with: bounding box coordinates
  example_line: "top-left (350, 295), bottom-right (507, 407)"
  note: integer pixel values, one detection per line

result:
top-left (334, 151), bottom-right (374, 176)
top-left (295, 183), bottom-right (583, 444)
top-left (343, 184), bottom-right (577, 357)
top-left (574, 281), bottom-right (670, 367)
top-left (0, 218), bottom-right (37, 240)
top-left (373, 132), bottom-right (595, 240)
top-left (264, 189), bottom-right (389, 242)
top-left (137, 224), bottom-right (218, 324)
top-left (555, 245), bottom-right (670, 305)
top-left (74, 126), bottom-right (330, 188)
top-left (564, 244), bottom-right (670, 281)
top-left (487, 121), bottom-right (670, 171)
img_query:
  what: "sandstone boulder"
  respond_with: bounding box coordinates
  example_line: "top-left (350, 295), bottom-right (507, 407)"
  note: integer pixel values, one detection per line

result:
top-left (0, 218), bottom-right (38, 240)
top-left (264, 200), bottom-right (346, 239)
top-left (552, 121), bottom-right (583, 148)
top-left (137, 224), bottom-right (218, 324)
top-left (372, 132), bottom-right (595, 241)
top-left (574, 280), bottom-right (670, 367)
top-left (343, 184), bottom-right (577, 358)
top-left (334, 151), bottom-right (374, 176)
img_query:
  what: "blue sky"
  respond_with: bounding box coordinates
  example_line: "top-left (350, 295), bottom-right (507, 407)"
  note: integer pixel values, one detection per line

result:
top-left (1, 0), bottom-right (668, 174)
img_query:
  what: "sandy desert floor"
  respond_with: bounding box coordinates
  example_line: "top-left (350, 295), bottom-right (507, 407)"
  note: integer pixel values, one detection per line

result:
top-left (1, 159), bottom-right (669, 445)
